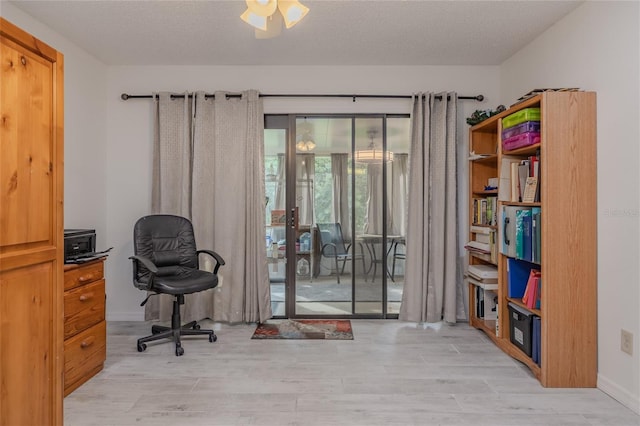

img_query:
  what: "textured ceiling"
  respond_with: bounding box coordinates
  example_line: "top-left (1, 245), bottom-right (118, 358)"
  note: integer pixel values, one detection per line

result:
top-left (7, 0), bottom-right (582, 66)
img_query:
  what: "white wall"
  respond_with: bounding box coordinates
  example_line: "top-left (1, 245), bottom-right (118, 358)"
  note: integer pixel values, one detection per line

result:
top-left (500, 1), bottom-right (640, 413)
top-left (105, 65), bottom-right (501, 320)
top-left (2, 3), bottom-right (109, 246)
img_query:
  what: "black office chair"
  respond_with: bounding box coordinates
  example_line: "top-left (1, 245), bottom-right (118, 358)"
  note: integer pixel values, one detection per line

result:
top-left (130, 214), bottom-right (225, 356)
top-left (317, 223), bottom-right (366, 284)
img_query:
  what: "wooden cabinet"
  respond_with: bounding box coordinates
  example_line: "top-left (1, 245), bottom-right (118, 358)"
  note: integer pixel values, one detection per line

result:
top-left (0, 18), bottom-right (64, 425)
top-left (63, 258), bottom-right (107, 396)
top-left (467, 92), bottom-right (597, 387)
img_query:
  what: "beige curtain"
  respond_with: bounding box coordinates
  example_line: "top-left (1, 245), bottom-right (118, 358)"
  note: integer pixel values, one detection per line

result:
top-left (389, 153), bottom-right (409, 237)
top-left (151, 92), bottom-right (192, 218)
top-left (331, 153), bottom-right (350, 240)
top-left (363, 163), bottom-right (393, 235)
top-left (148, 92), bottom-right (193, 321)
top-left (274, 153), bottom-right (286, 211)
top-left (150, 90), bottom-right (271, 324)
top-left (399, 92), bottom-right (459, 323)
top-left (296, 154), bottom-right (315, 226)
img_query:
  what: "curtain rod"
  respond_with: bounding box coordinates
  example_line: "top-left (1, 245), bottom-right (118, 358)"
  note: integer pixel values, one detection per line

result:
top-left (120, 93), bottom-right (484, 102)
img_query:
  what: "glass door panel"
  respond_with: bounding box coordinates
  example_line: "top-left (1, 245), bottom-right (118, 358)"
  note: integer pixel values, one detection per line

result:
top-left (295, 117), bottom-right (355, 316)
top-left (353, 118), bottom-right (386, 315)
top-left (386, 116), bottom-right (411, 314)
top-left (265, 114), bottom-right (409, 318)
top-left (264, 124), bottom-right (287, 317)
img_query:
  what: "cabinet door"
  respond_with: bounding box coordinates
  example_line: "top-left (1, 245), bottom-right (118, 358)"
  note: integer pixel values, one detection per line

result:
top-left (0, 19), bottom-right (64, 425)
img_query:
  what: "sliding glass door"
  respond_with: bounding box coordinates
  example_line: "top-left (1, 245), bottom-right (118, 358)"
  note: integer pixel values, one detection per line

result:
top-left (264, 114), bottom-right (409, 318)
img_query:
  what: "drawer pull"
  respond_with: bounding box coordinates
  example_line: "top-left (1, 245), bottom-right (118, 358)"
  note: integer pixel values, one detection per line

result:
top-left (78, 275), bottom-right (94, 283)
top-left (79, 292), bottom-right (94, 302)
top-left (80, 337), bottom-right (95, 348)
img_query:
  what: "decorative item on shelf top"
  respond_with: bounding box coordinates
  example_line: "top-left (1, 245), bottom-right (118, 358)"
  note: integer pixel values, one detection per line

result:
top-left (512, 88), bottom-right (581, 106)
top-left (466, 104), bottom-right (506, 126)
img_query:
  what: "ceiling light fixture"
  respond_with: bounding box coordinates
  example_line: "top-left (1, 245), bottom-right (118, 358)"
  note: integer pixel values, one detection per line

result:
top-left (296, 140), bottom-right (316, 152)
top-left (241, 0), bottom-right (309, 37)
top-left (296, 119), bottom-right (316, 152)
top-left (354, 129), bottom-right (394, 163)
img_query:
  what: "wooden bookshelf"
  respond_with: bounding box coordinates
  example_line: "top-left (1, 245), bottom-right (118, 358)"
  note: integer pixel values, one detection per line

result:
top-left (468, 91), bottom-right (597, 388)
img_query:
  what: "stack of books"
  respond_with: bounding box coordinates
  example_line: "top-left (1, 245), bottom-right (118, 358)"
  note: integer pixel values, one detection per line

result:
top-left (465, 225), bottom-right (498, 263)
top-left (498, 151), bottom-right (540, 203)
top-left (467, 264), bottom-right (499, 322)
top-left (522, 269), bottom-right (542, 310)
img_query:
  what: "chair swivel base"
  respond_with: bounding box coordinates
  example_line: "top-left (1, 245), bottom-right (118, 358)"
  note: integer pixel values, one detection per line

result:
top-left (137, 297), bottom-right (217, 356)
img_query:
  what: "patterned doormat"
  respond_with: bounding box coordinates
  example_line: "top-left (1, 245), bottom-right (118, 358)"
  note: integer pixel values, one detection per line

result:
top-left (251, 319), bottom-right (353, 340)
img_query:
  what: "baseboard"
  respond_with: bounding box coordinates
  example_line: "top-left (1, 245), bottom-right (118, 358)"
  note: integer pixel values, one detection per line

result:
top-left (598, 373), bottom-right (640, 414)
top-left (106, 311), bottom-right (145, 322)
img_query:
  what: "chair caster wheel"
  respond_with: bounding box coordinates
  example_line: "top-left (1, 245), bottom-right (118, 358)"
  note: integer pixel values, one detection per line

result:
top-left (192, 324), bottom-right (200, 330)
top-left (137, 343), bottom-right (147, 352)
top-left (209, 334), bottom-right (217, 343)
top-left (175, 346), bottom-right (184, 356)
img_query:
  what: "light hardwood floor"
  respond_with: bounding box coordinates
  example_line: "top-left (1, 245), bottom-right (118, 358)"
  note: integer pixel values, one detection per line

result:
top-left (64, 320), bottom-right (639, 426)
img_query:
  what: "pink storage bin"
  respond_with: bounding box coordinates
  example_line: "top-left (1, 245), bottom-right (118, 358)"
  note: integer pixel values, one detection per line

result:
top-left (502, 132), bottom-right (540, 151)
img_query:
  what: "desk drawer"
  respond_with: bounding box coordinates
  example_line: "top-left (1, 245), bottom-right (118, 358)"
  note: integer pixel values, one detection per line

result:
top-left (64, 261), bottom-right (104, 291)
top-left (64, 321), bottom-right (106, 391)
top-left (64, 279), bottom-right (105, 339)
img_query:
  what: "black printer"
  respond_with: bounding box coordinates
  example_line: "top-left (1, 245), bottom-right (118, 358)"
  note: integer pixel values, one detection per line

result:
top-left (63, 229), bottom-right (96, 263)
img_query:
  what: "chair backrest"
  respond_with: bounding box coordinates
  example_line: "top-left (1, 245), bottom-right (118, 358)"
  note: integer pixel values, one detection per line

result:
top-left (133, 215), bottom-right (198, 280)
top-left (316, 223), bottom-right (348, 256)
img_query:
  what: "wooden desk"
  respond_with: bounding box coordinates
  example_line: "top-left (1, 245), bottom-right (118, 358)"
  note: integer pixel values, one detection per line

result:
top-left (63, 258), bottom-right (106, 396)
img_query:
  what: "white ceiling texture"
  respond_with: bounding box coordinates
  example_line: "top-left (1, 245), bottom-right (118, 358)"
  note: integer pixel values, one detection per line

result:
top-left (6, 0), bottom-right (582, 66)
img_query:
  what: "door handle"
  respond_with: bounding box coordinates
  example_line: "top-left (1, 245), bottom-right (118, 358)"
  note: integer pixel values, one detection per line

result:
top-left (290, 208), bottom-right (298, 229)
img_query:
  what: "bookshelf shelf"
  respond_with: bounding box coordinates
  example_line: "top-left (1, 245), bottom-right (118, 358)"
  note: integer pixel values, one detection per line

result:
top-left (473, 190), bottom-right (498, 196)
top-left (470, 154), bottom-right (498, 163)
top-left (503, 143), bottom-right (541, 156)
top-left (507, 297), bottom-right (542, 317)
top-left (501, 201), bottom-right (541, 207)
top-left (470, 224), bottom-right (497, 230)
top-left (467, 92), bottom-right (597, 388)
top-left (470, 316), bottom-right (497, 338)
top-left (469, 252), bottom-right (497, 265)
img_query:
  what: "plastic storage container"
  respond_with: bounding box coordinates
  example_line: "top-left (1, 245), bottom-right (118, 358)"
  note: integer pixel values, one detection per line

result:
top-left (508, 302), bottom-right (535, 357)
top-left (502, 108), bottom-right (540, 129)
top-left (502, 132), bottom-right (540, 152)
top-left (502, 121), bottom-right (540, 140)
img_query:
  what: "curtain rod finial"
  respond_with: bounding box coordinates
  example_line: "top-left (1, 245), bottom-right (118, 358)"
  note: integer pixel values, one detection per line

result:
top-left (121, 93), bottom-right (129, 100)
top-left (476, 95), bottom-right (484, 102)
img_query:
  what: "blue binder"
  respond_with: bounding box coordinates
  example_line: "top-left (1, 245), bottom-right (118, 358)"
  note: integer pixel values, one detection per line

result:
top-left (532, 316), bottom-right (541, 365)
top-left (507, 258), bottom-right (538, 298)
top-left (520, 210), bottom-right (533, 262)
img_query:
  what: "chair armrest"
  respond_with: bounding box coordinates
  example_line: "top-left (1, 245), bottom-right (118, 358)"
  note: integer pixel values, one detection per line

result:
top-left (129, 255), bottom-right (157, 292)
top-left (197, 250), bottom-right (225, 274)
top-left (129, 255), bottom-right (158, 274)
